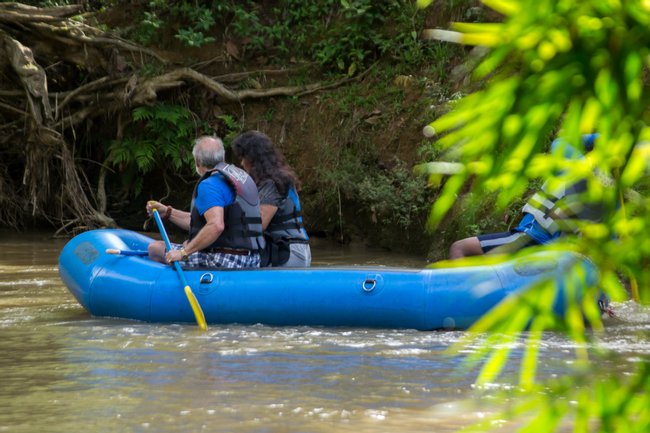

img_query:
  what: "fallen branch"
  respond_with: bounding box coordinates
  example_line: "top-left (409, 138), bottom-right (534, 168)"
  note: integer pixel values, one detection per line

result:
top-left (129, 66), bottom-right (369, 104)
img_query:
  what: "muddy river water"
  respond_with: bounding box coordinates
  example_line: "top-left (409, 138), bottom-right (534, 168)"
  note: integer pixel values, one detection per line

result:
top-left (1, 230), bottom-right (648, 433)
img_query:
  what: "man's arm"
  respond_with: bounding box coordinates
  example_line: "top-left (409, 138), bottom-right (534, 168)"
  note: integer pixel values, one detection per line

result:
top-left (146, 201), bottom-right (191, 231)
top-left (167, 208), bottom-right (191, 231)
top-left (182, 206), bottom-right (225, 255)
top-left (165, 206), bottom-right (224, 262)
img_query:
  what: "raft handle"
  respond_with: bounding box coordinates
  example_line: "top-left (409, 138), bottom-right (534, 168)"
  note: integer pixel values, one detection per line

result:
top-left (200, 273), bottom-right (214, 284)
top-left (362, 279), bottom-right (377, 292)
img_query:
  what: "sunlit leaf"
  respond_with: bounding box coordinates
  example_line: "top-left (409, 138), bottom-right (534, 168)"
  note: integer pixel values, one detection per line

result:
top-left (482, 0), bottom-right (521, 16)
top-left (413, 161), bottom-right (465, 176)
top-left (624, 52), bottom-right (643, 102)
top-left (427, 174), bottom-right (466, 229)
top-left (451, 22), bottom-right (503, 34)
top-left (475, 334), bottom-right (517, 385)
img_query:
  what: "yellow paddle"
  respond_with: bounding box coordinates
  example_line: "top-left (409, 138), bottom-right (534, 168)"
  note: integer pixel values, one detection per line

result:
top-left (152, 208), bottom-right (208, 331)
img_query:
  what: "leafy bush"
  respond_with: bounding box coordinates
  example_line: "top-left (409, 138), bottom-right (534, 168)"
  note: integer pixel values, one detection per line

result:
top-left (129, 1), bottom-right (216, 47)
top-left (106, 103), bottom-right (204, 196)
top-left (357, 161), bottom-right (432, 235)
top-left (305, 144), bottom-right (434, 251)
top-left (125, 0), bottom-right (440, 70)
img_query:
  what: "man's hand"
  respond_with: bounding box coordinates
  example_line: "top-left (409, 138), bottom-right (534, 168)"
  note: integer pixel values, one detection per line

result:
top-left (146, 200), bottom-right (168, 217)
top-left (165, 248), bottom-right (187, 263)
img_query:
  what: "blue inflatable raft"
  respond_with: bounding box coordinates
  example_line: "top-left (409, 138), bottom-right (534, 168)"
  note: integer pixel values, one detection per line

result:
top-left (58, 229), bottom-right (593, 330)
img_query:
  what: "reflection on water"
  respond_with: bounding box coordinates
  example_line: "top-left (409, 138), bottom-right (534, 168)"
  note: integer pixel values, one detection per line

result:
top-left (0, 230), bottom-right (648, 432)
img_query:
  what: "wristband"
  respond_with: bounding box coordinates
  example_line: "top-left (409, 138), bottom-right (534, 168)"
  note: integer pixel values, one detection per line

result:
top-left (163, 206), bottom-right (173, 220)
top-left (180, 248), bottom-right (189, 260)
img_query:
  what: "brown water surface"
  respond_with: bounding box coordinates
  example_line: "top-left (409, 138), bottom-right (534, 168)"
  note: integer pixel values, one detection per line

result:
top-left (0, 230), bottom-right (648, 433)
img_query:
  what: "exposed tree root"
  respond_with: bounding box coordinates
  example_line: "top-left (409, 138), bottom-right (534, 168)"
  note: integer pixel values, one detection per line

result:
top-left (0, 2), bottom-right (366, 234)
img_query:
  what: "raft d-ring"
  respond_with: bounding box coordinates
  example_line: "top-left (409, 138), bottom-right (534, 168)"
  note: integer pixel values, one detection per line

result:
top-left (200, 273), bottom-right (213, 284)
top-left (362, 279), bottom-right (377, 292)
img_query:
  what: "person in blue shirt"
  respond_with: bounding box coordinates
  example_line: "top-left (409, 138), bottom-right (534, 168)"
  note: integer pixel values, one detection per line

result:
top-left (146, 135), bottom-right (265, 268)
top-left (449, 134), bottom-right (601, 259)
top-left (231, 130), bottom-right (311, 267)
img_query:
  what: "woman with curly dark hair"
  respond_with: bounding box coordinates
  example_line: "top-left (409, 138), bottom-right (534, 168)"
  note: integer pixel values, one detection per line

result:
top-left (231, 130), bottom-right (311, 267)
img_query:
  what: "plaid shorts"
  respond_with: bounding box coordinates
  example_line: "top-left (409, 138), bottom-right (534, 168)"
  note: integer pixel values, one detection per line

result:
top-left (170, 244), bottom-right (260, 269)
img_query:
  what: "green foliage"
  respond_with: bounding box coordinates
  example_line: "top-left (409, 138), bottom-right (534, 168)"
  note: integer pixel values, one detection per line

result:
top-left (425, 42), bottom-right (459, 81)
top-left (173, 6), bottom-right (215, 47)
top-left (310, 146), bottom-right (434, 250)
top-left (461, 362), bottom-right (650, 433)
top-left (310, 0), bottom-right (395, 73)
top-left (138, 61), bottom-right (165, 77)
top-left (106, 103), bottom-right (204, 195)
top-left (130, 1), bottom-right (216, 48)
top-left (132, 11), bottom-right (162, 46)
top-left (216, 114), bottom-right (243, 146)
top-left (357, 161), bottom-right (432, 233)
top-left (125, 0), bottom-right (438, 71)
top-left (420, 0), bottom-right (650, 432)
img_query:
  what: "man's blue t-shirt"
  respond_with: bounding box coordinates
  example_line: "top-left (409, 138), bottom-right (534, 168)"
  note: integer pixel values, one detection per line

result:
top-left (194, 173), bottom-right (235, 215)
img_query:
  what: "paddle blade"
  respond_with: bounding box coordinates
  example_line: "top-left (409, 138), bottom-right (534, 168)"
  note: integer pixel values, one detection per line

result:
top-left (153, 208), bottom-right (208, 331)
top-left (184, 285), bottom-right (208, 331)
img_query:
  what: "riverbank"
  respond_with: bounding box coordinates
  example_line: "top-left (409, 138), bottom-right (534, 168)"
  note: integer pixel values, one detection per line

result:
top-left (1, 1), bottom-right (501, 261)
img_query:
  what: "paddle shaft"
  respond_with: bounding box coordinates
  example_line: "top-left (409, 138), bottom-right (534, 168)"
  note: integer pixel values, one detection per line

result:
top-left (106, 248), bottom-right (149, 256)
top-left (152, 209), bottom-right (208, 330)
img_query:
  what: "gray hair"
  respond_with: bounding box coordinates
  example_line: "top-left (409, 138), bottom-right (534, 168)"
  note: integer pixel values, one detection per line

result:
top-left (192, 136), bottom-right (225, 168)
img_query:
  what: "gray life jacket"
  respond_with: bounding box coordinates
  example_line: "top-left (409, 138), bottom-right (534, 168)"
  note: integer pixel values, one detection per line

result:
top-left (266, 185), bottom-right (309, 244)
top-left (189, 162), bottom-right (265, 252)
top-left (260, 185), bottom-right (308, 267)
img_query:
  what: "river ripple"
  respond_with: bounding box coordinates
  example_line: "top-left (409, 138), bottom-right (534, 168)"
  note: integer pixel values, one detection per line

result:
top-left (0, 231), bottom-right (648, 433)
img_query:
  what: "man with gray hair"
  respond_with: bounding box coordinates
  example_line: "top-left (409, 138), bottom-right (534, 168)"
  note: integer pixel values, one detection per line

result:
top-left (146, 135), bottom-right (265, 268)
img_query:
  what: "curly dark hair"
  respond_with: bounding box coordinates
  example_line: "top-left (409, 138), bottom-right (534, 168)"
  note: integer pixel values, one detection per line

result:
top-left (230, 130), bottom-right (299, 195)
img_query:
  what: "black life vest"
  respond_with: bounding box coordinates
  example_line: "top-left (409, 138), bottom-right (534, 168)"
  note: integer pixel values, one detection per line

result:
top-left (266, 185), bottom-right (308, 243)
top-left (189, 162), bottom-right (265, 252)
